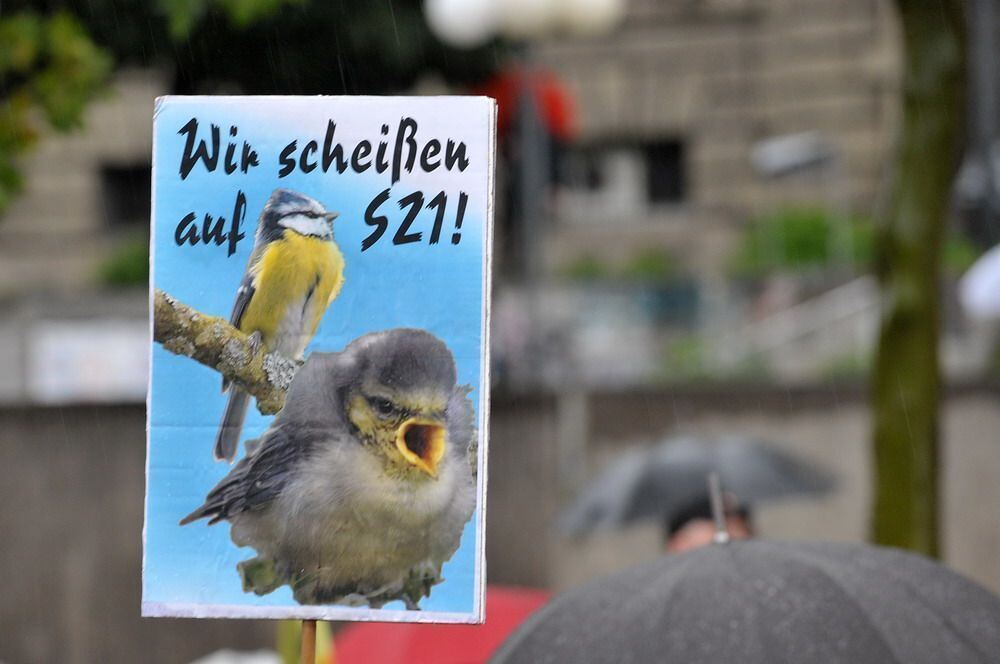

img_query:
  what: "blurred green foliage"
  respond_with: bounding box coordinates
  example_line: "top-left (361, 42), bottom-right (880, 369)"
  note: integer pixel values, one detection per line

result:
top-left (98, 236), bottom-right (149, 286)
top-left (731, 206), bottom-right (980, 277)
top-left (158, 0), bottom-right (296, 38)
top-left (942, 232), bottom-right (980, 273)
top-left (561, 253), bottom-right (609, 281)
top-left (562, 248), bottom-right (678, 284)
top-left (820, 351), bottom-right (870, 381)
top-left (1, 0), bottom-right (501, 218)
top-left (43, 0), bottom-right (502, 94)
top-left (622, 248), bottom-right (676, 282)
top-left (660, 335), bottom-right (706, 381)
top-left (0, 11), bottom-right (112, 214)
top-left (659, 335), bottom-right (773, 384)
top-left (729, 207), bottom-right (873, 277)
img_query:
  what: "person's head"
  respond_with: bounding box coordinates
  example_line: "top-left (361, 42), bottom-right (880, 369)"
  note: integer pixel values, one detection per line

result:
top-left (664, 494), bottom-right (753, 553)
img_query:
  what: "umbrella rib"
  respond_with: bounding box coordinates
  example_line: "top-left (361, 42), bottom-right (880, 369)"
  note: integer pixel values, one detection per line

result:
top-left (777, 547), bottom-right (907, 664)
top-left (496, 554), bottom-right (704, 662)
top-left (876, 564), bottom-right (998, 664)
top-left (491, 583), bottom-right (574, 660)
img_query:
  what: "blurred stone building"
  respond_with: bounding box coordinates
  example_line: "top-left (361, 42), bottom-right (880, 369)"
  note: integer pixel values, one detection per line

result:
top-left (484, 0), bottom-right (936, 389)
top-left (0, 71), bottom-right (165, 404)
top-left (0, 0), bottom-right (913, 397)
top-left (0, 70), bottom-right (166, 296)
top-left (537, 0), bottom-right (899, 273)
top-left (1, 1), bottom-right (901, 293)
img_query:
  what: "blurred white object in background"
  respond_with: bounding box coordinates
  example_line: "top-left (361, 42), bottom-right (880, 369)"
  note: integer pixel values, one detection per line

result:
top-left (424, 0), bottom-right (623, 48)
top-left (499, 0), bottom-right (558, 38)
top-left (425, 0), bottom-right (500, 48)
top-left (27, 320), bottom-right (148, 404)
top-left (960, 243), bottom-right (1000, 319)
top-left (555, 0), bottom-right (625, 35)
top-left (751, 131), bottom-right (835, 178)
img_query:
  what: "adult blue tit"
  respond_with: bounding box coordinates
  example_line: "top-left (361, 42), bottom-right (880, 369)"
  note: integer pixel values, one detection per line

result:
top-left (182, 328), bottom-right (478, 609)
top-left (215, 188), bottom-right (345, 461)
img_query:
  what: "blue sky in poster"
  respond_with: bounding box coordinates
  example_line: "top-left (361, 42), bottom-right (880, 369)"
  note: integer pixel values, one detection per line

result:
top-left (144, 97), bottom-right (490, 618)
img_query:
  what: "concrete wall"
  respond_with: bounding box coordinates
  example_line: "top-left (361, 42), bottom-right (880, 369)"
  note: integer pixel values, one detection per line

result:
top-left (487, 385), bottom-right (1000, 598)
top-left (0, 406), bottom-right (273, 664)
top-left (3, 385), bottom-right (999, 661)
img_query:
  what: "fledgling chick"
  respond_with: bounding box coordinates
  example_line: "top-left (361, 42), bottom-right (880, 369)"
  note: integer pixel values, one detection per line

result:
top-left (215, 188), bottom-right (345, 461)
top-left (182, 328), bottom-right (478, 608)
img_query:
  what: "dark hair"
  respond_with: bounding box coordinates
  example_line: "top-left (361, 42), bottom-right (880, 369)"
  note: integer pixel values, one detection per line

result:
top-left (665, 494), bottom-right (752, 538)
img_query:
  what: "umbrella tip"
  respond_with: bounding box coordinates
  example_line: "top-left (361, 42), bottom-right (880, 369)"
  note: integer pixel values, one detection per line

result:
top-left (708, 472), bottom-right (731, 545)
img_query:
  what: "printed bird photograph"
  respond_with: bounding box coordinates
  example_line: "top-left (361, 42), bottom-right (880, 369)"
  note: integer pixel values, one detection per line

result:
top-left (215, 188), bottom-right (345, 461)
top-left (182, 328), bottom-right (478, 609)
top-left (142, 96), bottom-right (491, 627)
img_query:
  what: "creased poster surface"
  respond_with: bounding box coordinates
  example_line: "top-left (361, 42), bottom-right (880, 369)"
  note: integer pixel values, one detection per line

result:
top-left (143, 96), bottom-right (494, 622)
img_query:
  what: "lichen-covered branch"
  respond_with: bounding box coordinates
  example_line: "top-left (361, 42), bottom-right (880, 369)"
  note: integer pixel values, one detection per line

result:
top-left (153, 289), bottom-right (296, 414)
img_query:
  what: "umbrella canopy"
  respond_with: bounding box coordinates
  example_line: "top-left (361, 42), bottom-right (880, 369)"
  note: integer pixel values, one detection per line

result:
top-left (557, 436), bottom-right (834, 536)
top-left (960, 243), bottom-right (1000, 319)
top-left (332, 586), bottom-right (550, 664)
top-left (493, 540), bottom-right (1000, 664)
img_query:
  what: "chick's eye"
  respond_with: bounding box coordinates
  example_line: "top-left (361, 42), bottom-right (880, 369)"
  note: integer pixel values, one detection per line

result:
top-left (369, 397), bottom-right (394, 416)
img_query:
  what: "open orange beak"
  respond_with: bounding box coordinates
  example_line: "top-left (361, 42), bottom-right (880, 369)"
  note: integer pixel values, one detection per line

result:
top-left (395, 418), bottom-right (446, 477)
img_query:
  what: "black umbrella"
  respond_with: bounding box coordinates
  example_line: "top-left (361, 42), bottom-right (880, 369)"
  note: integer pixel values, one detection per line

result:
top-left (557, 435), bottom-right (834, 536)
top-left (493, 540), bottom-right (1000, 663)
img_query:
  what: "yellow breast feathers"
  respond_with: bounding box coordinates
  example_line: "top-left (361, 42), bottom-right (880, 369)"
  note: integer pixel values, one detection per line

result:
top-left (239, 231), bottom-right (344, 346)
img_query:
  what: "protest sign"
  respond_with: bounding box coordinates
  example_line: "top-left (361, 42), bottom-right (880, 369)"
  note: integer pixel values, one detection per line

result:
top-left (143, 96), bottom-right (494, 623)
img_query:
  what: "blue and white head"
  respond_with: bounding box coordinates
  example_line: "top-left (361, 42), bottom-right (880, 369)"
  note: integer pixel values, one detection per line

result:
top-left (259, 189), bottom-right (338, 242)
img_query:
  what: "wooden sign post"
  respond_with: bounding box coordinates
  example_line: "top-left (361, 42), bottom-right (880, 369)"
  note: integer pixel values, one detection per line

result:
top-left (301, 620), bottom-right (317, 664)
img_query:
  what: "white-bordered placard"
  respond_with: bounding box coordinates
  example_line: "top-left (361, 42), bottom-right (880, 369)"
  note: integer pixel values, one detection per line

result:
top-left (143, 96), bottom-right (494, 622)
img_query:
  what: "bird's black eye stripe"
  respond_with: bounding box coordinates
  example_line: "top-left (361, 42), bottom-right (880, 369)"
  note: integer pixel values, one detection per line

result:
top-left (368, 396), bottom-right (395, 416)
top-left (277, 210), bottom-right (320, 220)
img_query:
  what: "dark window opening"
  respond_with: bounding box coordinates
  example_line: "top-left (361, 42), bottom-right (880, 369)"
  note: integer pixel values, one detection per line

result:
top-left (102, 164), bottom-right (151, 226)
top-left (562, 146), bottom-right (605, 191)
top-left (645, 139), bottom-right (685, 204)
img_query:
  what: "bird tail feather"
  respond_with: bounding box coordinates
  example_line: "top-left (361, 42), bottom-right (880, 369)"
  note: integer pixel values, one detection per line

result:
top-left (179, 505), bottom-right (208, 525)
top-left (215, 389), bottom-right (249, 461)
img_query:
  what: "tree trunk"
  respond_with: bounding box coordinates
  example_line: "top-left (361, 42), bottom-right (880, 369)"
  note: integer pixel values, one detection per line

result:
top-left (871, 0), bottom-right (966, 556)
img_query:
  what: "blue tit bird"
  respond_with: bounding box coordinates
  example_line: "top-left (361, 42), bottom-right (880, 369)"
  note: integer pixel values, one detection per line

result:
top-left (182, 328), bottom-right (478, 608)
top-left (215, 188), bottom-right (345, 461)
